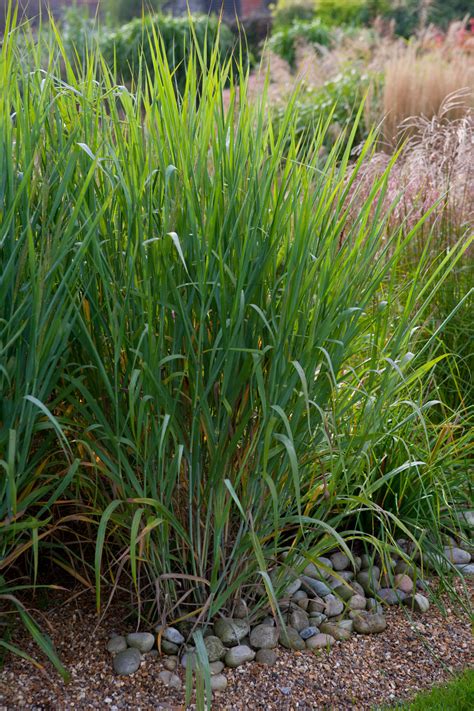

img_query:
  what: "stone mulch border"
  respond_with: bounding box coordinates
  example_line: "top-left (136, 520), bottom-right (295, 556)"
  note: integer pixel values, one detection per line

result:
top-left (0, 580), bottom-right (472, 710)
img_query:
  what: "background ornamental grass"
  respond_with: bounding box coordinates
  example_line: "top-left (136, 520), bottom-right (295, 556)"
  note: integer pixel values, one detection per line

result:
top-left (0, 9), bottom-right (472, 676)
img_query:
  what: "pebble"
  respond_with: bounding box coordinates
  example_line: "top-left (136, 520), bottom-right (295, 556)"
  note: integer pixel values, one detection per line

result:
top-left (224, 645), bottom-right (255, 668)
top-left (305, 633), bottom-right (336, 650)
top-left (307, 596), bottom-right (325, 613)
top-left (324, 595), bottom-right (344, 617)
top-left (456, 563), bottom-right (474, 576)
top-left (285, 578), bottom-right (302, 596)
top-left (163, 656), bottom-right (178, 671)
top-left (181, 651), bottom-right (197, 670)
top-left (279, 626), bottom-right (306, 650)
top-left (301, 576), bottom-right (331, 597)
top-left (255, 648), bottom-right (278, 665)
top-left (349, 594), bottom-right (366, 610)
top-left (158, 670), bottom-right (182, 690)
top-left (444, 546), bottom-right (471, 565)
top-left (161, 639), bottom-right (179, 655)
top-left (214, 618), bottom-right (250, 646)
top-left (289, 608), bottom-right (309, 631)
top-left (126, 632), bottom-right (155, 653)
top-left (107, 636), bottom-right (127, 654)
top-left (308, 612), bottom-right (327, 626)
top-left (249, 624), bottom-right (279, 649)
top-left (333, 583), bottom-right (354, 601)
top-left (210, 674), bottom-right (228, 692)
top-left (113, 648), bottom-right (141, 675)
top-left (162, 627), bottom-right (185, 645)
top-left (378, 588), bottom-right (406, 605)
top-left (299, 626), bottom-right (318, 640)
top-left (330, 552), bottom-right (350, 571)
top-left (356, 568), bottom-right (381, 595)
top-left (352, 612), bottom-right (387, 634)
top-left (210, 660), bottom-right (225, 675)
top-left (403, 593), bottom-right (430, 613)
top-left (366, 598), bottom-right (384, 614)
top-left (394, 574), bottom-right (414, 594)
top-left (204, 635), bottom-right (226, 661)
top-left (319, 622), bottom-right (351, 641)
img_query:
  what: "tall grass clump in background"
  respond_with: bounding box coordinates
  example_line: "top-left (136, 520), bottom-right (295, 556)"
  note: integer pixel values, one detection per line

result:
top-left (0, 8), bottom-right (472, 674)
top-left (382, 48), bottom-right (474, 146)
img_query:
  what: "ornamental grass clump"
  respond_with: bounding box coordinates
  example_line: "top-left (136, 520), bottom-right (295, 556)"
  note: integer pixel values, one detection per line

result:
top-left (0, 8), bottom-right (472, 673)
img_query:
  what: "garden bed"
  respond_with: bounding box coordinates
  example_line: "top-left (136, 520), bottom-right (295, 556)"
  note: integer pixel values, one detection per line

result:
top-left (0, 581), bottom-right (472, 710)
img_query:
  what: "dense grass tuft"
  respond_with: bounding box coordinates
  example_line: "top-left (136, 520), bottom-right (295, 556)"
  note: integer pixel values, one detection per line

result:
top-left (0, 8), bottom-right (472, 675)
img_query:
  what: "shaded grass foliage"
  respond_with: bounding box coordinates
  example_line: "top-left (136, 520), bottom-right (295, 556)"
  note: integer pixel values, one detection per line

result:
top-left (0, 8), bottom-right (472, 674)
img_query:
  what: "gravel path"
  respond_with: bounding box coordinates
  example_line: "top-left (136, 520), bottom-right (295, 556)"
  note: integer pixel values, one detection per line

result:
top-left (0, 584), bottom-right (472, 710)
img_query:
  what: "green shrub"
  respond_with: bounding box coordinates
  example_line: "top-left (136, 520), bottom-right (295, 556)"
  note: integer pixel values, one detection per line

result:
top-left (99, 14), bottom-right (235, 87)
top-left (272, 68), bottom-right (380, 150)
top-left (271, 0), bottom-right (317, 29)
top-left (428, 1), bottom-right (473, 29)
top-left (314, 0), bottom-right (368, 26)
top-left (267, 18), bottom-right (332, 66)
top-left (104, 0), bottom-right (163, 24)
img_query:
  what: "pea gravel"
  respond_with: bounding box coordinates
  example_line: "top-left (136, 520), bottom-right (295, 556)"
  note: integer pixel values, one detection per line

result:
top-left (0, 583), bottom-right (472, 710)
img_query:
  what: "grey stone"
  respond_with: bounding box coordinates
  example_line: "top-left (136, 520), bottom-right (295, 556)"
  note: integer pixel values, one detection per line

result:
top-left (333, 584), bottom-right (355, 602)
top-left (393, 574), bottom-right (414, 594)
top-left (214, 618), bottom-right (250, 646)
top-left (356, 568), bottom-right (381, 595)
top-left (456, 563), bottom-right (474, 576)
top-left (378, 588), bottom-right (406, 605)
top-left (224, 645), bottom-right (255, 668)
top-left (292, 590), bottom-right (308, 602)
top-left (210, 673), bottom-right (228, 692)
top-left (349, 594), bottom-right (366, 610)
top-left (113, 647), bottom-right (141, 675)
top-left (444, 546), bottom-right (471, 565)
top-left (261, 616), bottom-right (275, 626)
top-left (256, 648), bottom-right (278, 665)
top-left (330, 552), bottom-right (350, 571)
top-left (338, 619), bottom-right (353, 633)
top-left (324, 596), bottom-right (344, 617)
top-left (204, 635), bottom-right (226, 662)
top-left (351, 581), bottom-right (366, 597)
top-left (161, 640), bottom-right (179, 655)
top-left (163, 656), bottom-right (178, 671)
top-left (299, 626), bottom-right (318, 640)
top-left (308, 612), bottom-right (327, 626)
top-left (305, 633), bottom-right (335, 650)
top-left (210, 660), bottom-right (224, 675)
top-left (279, 626), bottom-right (306, 650)
top-left (289, 609), bottom-right (309, 631)
top-left (126, 632), bottom-right (155, 653)
top-left (158, 670), bottom-right (182, 690)
top-left (352, 612), bottom-right (387, 634)
top-left (360, 553), bottom-right (374, 569)
top-left (458, 510), bottom-right (474, 528)
top-left (234, 599), bottom-right (249, 619)
top-left (285, 578), bottom-right (302, 596)
top-left (319, 622), bottom-right (351, 641)
top-left (394, 560), bottom-right (416, 576)
top-left (366, 598), bottom-right (383, 614)
top-left (301, 576), bottom-right (331, 597)
top-left (307, 597), bottom-right (325, 613)
top-left (181, 651), bottom-right (197, 670)
top-left (403, 593), bottom-right (430, 613)
top-left (249, 624), bottom-right (279, 649)
top-left (353, 555), bottom-right (362, 572)
top-left (107, 636), bottom-right (127, 654)
top-left (162, 627), bottom-right (185, 645)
